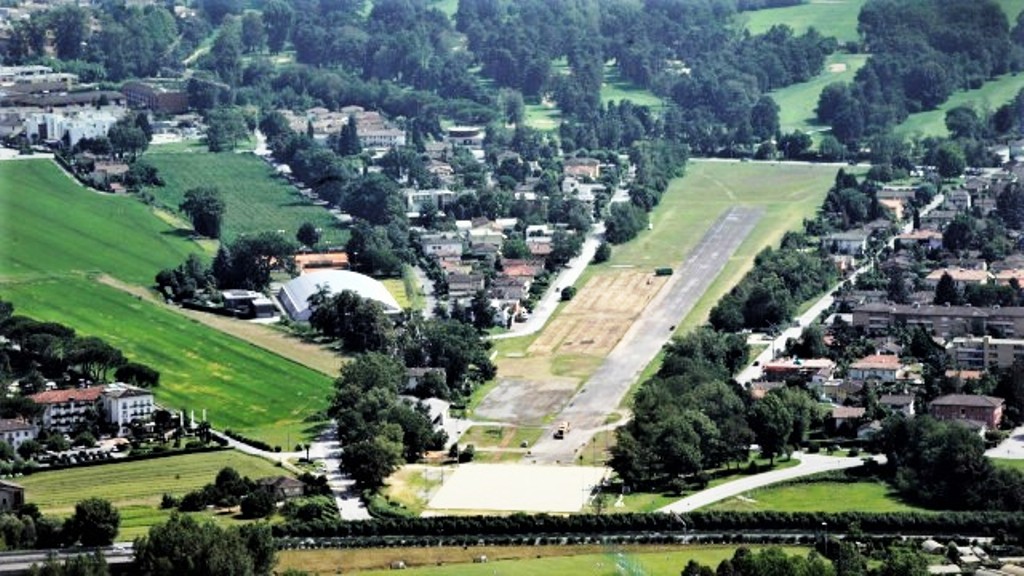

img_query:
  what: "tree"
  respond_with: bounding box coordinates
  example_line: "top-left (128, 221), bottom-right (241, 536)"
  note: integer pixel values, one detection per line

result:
top-left (48, 5), bottom-right (89, 60)
top-left (240, 12), bottom-right (266, 53)
top-left (114, 362), bottom-right (160, 388)
top-left (750, 394), bottom-right (793, 464)
top-left (68, 337), bottom-right (125, 383)
top-left (205, 107), bottom-right (250, 152)
top-left (201, 0), bottom-right (242, 26)
top-left (262, 0), bottom-right (293, 53)
top-left (133, 513), bottom-right (275, 576)
top-left (212, 232), bottom-right (296, 290)
top-left (934, 141), bottom-right (966, 179)
top-left (336, 114), bottom-right (361, 156)
top-left (66, 498), bottom-right (120, 547)
top-left (593, 241), bottom-right (611, 263)
top-left (342, 429), bottom-right (403, 491)
top-left (107, 120), bottom-right (149, 161)
top-left (933, 272), bottom-right (961, 305)
top-left (295, 222), bottom-right (320, 250)
top-left (180, 187), bottom-right (226, 239)
top-left (239, 490), bottom-right (275, 518)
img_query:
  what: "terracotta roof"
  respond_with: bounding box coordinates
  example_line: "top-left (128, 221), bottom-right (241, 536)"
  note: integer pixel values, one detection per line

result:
top-left (30, 386), bottom-right (104, 405)
top-left (851, 354), bottom-right (901, 370)
top-left (925, 268), bottom-right (991, 282)
top-left (929, 394), bottom-right (1004, 408)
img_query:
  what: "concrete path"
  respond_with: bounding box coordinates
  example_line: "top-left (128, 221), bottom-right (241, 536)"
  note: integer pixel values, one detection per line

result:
top-left (527, 207), bottom-right (763, 464)
top-left (658, 452), bottom-right (867, 513)
top-left (986, 424), bottom-right (1024, 459)
top-left (215, 426), bottom-right (370, 520)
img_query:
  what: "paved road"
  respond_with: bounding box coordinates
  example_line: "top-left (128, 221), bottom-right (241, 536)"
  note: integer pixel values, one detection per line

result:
top-left (491, 223), bottom-right (604, 340)
top-left (527, 207), bottom-right (763, 464)
top-left (216, 427), bottom-right (370, 520)
top-left (0, 546), bottom-right (134, 573)
top-left (986, 424), bottom-right (1024, 459)
top-left (658, 452), bottom-right (867, 513)
top-left (735, 192), bottom-right (947, 386)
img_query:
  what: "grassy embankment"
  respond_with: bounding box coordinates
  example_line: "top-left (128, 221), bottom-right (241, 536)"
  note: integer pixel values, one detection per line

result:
top-left (18, 451), bottom-right (291, 540)
top-left (144, 148), bottom-right (348, 246)
top-left (279, 545), bottom-right (812, 576)
top-left (0, 160), bottom-right (334, 447)
top-left (707, 478), bottom-right (925, 513)
top-left (895, 72), bottom-right (1024, 138)
top-left (740, 0), bottom-right (866, 43)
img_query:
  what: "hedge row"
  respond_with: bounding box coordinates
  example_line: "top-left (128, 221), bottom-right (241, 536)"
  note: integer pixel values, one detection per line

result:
top-left (274, 510), bottom-right (1024, 540)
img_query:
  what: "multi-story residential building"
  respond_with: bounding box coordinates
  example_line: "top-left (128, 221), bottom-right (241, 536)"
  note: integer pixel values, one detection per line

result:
top-left (101, 383), bottom-right (156, 436)
top-left (29, 386), bottom-right (106, 434)
top-left (853, 303), bottom-right (1024, 339)
top-left (0, 419), bottom-right (36, 450)
top-left (948, 336), bottom-right (1024, 370)
top-left (29, 383), bottom-right (155, 436)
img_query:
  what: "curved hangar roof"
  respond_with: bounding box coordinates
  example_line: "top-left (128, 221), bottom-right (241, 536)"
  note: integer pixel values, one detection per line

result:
top-left (278, 270), bottom-right (402, 321)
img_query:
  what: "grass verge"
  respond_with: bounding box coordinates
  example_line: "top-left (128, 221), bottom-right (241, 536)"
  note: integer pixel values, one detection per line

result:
top-left (706, 479), bottom-right (926, 513)
top-left (279, 545), bottom-right (811, 575)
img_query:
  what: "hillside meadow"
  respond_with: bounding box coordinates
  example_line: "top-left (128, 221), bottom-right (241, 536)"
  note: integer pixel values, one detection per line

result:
top-left (144, 148), bottom-right (348, 245)
top-left (0, 159), bottom-right (196, 285)
top-left (1, 277), bottom-right (332, 447)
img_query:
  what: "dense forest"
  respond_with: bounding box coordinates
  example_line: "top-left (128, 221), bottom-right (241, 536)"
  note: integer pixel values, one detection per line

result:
top-left (817, 0), bottom-right (1024, 145)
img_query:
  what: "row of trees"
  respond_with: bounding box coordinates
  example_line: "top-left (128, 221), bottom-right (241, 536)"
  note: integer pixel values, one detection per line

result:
top-left (708, 243), bottom-right (837, 332)
top-left (610, 327), bottom-right (828, 490)
top-left (0, 300), bottom-right (160, 393)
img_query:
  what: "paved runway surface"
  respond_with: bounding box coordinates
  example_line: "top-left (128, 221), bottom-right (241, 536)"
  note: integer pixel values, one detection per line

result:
top-left (527, 206), bottom-right (764, 464)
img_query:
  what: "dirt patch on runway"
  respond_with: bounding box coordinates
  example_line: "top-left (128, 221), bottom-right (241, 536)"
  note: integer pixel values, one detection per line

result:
top-left (529, 271), bottom-right (667, 357)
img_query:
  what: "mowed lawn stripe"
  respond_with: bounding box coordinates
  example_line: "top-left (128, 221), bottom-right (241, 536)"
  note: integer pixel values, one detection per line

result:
top-left (18, 451), bottom-right (289, 513)
top-left (144, 151), bottom-right (348, 245)
top-left (0, 160), bottom-right (196, 284)
top-left (1, 277), bottom-right (332, 446)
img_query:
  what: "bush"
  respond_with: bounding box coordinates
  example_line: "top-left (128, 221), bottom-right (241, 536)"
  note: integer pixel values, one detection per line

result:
top-left (459, 444), bottom-right (476, 463)
top-left (241, 490), bottom-right (276, 519)
top-left (593, 242), bottom-right (611, 263)
top-left (561, 286), bottom-right (577, 301)
top-left (160, 493), bottom-right (179, 509)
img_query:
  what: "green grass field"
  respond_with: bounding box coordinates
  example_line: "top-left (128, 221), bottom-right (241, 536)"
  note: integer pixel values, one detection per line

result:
top-left (144, 150), bottom-right (348, 245)
top-left (0, 160), bottom-right (197, 285)
top-left (707, 480), bottom-right (925, 513)
top-left (345, 546), bottom-right (812, 576)
top-left (997, 0), bottom-right (1024, 20)
top-left (740, 0), bottom-right (867, 43)
top-left (595, 160), bottom-right (836, 272)
top-left (772, 53), bottom-right (869, 134)
top-left (524, 62), bottom-right (662, 131)
top-left (895, 72), bottom-right (1024, 138)
top-left (20, 451), bottom-right (289, 539)
top-left (1, 277), bottom-right (332, 446)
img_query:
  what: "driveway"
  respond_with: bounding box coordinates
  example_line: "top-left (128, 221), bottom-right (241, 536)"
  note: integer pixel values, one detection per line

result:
top-left (658, 452), bottom-right (868, 512)
top-left (527, 207), bottom-right (763, 464)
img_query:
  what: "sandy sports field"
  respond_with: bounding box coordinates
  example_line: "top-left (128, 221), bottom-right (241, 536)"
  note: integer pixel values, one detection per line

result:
top-left (427, 463), bottom-right (609, 513)
top-left (528, 270), bottom-right (668, 357)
